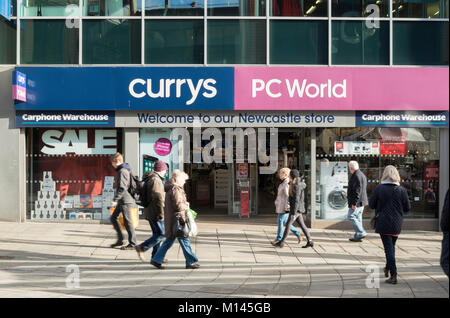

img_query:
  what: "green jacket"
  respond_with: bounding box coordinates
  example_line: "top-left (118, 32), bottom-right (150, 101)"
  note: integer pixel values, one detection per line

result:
top-left (142, 172), bottom-right (165, 222)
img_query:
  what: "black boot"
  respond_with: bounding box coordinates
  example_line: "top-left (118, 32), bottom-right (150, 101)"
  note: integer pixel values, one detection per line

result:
top-left (386, 274), bottom-right (398, 284)
top-left (274, 241), bottom-right (285, 248)
top-left (302, 241), bottom-right (314, 248)
top-left (384, 267), bottom-right (389, 278)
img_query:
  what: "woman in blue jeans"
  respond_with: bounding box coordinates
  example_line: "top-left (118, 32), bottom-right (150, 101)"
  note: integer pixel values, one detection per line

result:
top-left (272, 167), bottom-right (303, 246)
top-left (151, 170), bottom-right (199, 269)
top-left (369, 165), bottom-right (410, 284)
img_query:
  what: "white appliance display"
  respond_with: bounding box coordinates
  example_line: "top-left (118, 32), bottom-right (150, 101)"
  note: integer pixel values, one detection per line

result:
top-left (319, 161), bottom-right (349, 220)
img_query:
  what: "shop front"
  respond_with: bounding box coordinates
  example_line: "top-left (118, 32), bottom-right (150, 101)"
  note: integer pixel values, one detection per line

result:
top-left (10, 66), bottom-right (449, 230)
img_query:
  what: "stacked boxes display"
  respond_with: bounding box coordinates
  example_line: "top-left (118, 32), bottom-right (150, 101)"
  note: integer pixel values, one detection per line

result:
top-left (102, 176), bottom-right (115, 220)
top-left (214, 169), bottom-right (229, 207)
top-left (31, 171), bottom-right (66, 220)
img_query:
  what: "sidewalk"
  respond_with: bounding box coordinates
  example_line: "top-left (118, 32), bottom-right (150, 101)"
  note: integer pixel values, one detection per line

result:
top-left (0, 216), bottom-right (448, 298)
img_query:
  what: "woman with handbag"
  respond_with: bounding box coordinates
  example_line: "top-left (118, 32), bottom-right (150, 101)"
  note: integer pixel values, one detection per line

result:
top-left (369, 165), bottom-right (410, 284)
top-left (274, 169), bottom-right (314, 249)
top-left (151, 170), bottom-right (200, 269)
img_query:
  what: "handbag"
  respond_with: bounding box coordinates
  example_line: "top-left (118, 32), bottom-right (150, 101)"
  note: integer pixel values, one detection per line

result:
top-left (173, 217), bottom-right (190, 238)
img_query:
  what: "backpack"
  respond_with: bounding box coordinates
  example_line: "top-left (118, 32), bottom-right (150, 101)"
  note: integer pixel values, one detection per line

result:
top-left (128, 172), bottom-right (146, 207)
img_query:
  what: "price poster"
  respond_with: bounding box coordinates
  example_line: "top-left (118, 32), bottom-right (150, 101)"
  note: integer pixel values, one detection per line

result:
top-left (240, 183), bottom-right (250, 218)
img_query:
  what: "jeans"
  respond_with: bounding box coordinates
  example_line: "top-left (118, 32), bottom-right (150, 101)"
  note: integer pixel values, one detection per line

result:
top-left (380, 234), bottom-right (398, 277)
top-left (110, 203), bottom-right (136, 246)
top-left (441, 231), bottom-right (449, 277)
top-left (347, 207), bottom-right (367, 239)
top-left (276, 213), bottom-right (301, 241)
top-left (152, 236), bottom-right (198, 266)
top-left (140, 220), bottom-right (165, 258)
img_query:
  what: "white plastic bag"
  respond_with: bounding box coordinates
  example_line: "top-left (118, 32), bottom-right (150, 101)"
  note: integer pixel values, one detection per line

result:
top-left (186, 209), bottom-right (198, 237)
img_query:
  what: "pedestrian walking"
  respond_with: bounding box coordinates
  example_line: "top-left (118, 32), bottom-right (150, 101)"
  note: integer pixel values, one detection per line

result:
top-left (369, 165), bottom-right (410, 284)
top-left (150, 170), bottom-right (200, 269)
top-left (347, 161), bottom-right (368, 242)
top-left (109, 152), bottom-right (137, 250)
top-left (440, 189), bottom-right (449, 277)
top-left (271, 167), bottom-right (304, 246)
top-left (274, 169), bottom-right (313, 249)
top-left (135, 160), bottom-right (168, 263)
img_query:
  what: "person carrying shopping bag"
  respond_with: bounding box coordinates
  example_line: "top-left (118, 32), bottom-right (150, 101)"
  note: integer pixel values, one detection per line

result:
top-left (369, 165), bottom-right (410, 284)
top-left (274, 169), bottom-right (313, 249)
top-left (271, 167), bottom-right (304, 246)
top-left (150, 170), bottom-right (200, 270)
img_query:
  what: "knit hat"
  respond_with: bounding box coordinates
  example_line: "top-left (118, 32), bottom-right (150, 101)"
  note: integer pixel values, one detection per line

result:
top-left (154, 160), bottom-right (168, 172)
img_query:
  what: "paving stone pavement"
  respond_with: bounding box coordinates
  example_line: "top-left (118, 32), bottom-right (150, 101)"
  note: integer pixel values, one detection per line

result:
top-left (0, 216), bottom-right (448, 298)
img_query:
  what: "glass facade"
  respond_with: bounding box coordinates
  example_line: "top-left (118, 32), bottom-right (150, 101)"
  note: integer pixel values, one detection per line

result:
top-left (0, 19), bottom-right (16, 64)
top-left (315, 127), bottom-right (440, 220)
top-left (83, 19), bottom-right (141, 64)
top-left (145, 20), bottom-right (204, 64)
top-left (26, 128), bottom-right (123, 221)
top-left (21, 19), bottom-right (79, 64)
top-left (332, 20), bottom-right (389, 65)
top-left (207, 20), bottom-right (266, 64)
top-left (2, 0), bottom-right (448, 65)
top-left (270, 20), bottom-right (328, 64)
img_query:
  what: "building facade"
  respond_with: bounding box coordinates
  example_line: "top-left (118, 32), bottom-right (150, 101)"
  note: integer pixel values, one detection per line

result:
top-left (0, 0), bottom-right (448, 230)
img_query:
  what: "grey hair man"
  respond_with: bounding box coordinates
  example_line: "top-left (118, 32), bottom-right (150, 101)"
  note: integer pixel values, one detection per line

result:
top-left (347, 161), bottom-right (368, 242)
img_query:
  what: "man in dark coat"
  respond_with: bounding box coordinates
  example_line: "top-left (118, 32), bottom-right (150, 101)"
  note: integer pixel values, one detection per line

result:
top-left (110, 152), bottom-right (137, 249)
top-left (440, 189), bottom-right (449, 277)
top-left (347, 160), bottom-right (368, 242)
top-left (135, 160), bottom-right (168, 263)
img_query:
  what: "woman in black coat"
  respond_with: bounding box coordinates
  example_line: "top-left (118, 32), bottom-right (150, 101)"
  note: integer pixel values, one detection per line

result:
top-left (369, 165), bottom-right (411, 284)
top-left (274, 169), bottom-right (314, 249)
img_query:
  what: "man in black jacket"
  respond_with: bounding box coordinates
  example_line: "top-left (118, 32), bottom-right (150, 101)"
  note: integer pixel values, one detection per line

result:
top-left (347, 161), bottom-right (368, 242)
top-left (110, 152), bottom-right (137, 250)
top-left (440, 189), bottom-right (449, 277)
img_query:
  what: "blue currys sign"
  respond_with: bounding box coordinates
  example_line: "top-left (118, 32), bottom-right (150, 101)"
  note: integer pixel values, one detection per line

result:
top-left (14, 67), bottom-right (234, 111)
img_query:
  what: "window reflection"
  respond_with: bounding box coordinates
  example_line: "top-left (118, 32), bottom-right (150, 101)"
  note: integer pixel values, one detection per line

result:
top-left (207, 0), bottom-right (265, 16)
top-left (393, 0), bottom-right (448, 18)
top-left (21, 0), bottom-right (80, 17)
top-left (332, 0), bottom-right (389, 17)
top-left (145, 0), bottom-right (204, 16)
top-left (271, 0), bottom-right (328, 17)
top-left (83, 0), bottom-right (142, 16)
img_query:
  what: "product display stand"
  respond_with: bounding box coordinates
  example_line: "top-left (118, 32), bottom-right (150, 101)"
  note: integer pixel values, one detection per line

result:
top-left (31, 171), bottom-right (66, 220)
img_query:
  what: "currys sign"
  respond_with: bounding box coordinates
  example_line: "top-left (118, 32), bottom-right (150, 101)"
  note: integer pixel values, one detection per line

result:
top-left (12, 71), bottom-right (27, 102)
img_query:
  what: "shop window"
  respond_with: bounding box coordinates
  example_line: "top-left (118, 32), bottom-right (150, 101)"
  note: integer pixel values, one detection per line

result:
top-left (20, 0), bottom-right (80, 17)
top-left (332, 0), bottom-right (389, 17)
top-left (393, 0), bottom-right (448, 18)
top-left (145, 0), bottom-right (204, 16)
top-left (20, 19), bottom-right (78, 64)
top-left (270, 20), bottom-right (328, 65)
top-left (0, 18), bottom-right (16, 64)
top-left (145, 20), bottom-right (204, 64)
top-left (26, 128), bottom-right (123, 221)
top-left (271, 0), bottom-right (328, 17)
top-left (207, 20), bottom-right (266, 64)
top-left (315, 127), bottom-right (440, 220)
top-left (83, 0), bottom-right (142, 16)
top-left (83, 19), bottom-right (141, 64)
top-left (393, 21), bottom-right (449, 65)
top-left (332, 20), bottom-right (389, 65)
top-left (207, 0), bottom-right (265, 16)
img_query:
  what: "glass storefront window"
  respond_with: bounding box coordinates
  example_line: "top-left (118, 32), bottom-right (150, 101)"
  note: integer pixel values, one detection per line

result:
top-left (270, 20), bottom-right (328, 64)
top-left (0, 19), bottom-right (16, 64)
top-left (145, 0), bottom-right (204, 16)
top-left (332, 0), bottom-right (389, 17)
top-left (21, 20), bottom-right (78, 64)
top-left (332, 20), bottom-right (389, 65)
top-left (83, 19), bottom-right (141, 64)
top-left (207, 0), bottom-right (265, 16)
top-left (83, 0), bottom-right (142, 16)
top-left (315, 127), bottom-right (440, 220)
top-left (393, 21), bottom-right (449, 65)
top-left (145, 20), bottom-right (204, 64)
top-left (12, 0), bottom-right (17, 16)
top-left (26, 128), bottom-right (123, 221)
top-left (21, 0), bottom-right (80, 17)
top-left (207, 20), bottom-right (266, 64)
top-left (271, 0), bottom-right (328, 17)
top-left (393, 0), bottom-right (448, 18)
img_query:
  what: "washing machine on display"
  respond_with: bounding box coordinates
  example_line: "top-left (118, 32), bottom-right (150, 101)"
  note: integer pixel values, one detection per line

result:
top-left (319, 161), bottom-right (349, 220)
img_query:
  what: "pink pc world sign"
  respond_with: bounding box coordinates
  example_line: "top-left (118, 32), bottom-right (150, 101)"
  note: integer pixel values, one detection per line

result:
top-left (234, 67), bottom-right (449, 111)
